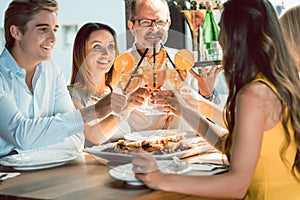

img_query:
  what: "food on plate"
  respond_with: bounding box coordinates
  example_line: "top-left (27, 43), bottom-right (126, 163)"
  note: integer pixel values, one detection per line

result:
top-left (102, 136), bottom-right (205, 155)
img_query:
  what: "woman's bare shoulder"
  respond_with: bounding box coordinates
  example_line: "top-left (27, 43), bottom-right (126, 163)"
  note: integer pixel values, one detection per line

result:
top-left (238, 81), bottom-right (277, 102)
top-left (237, 81), bottom-right (281, 129)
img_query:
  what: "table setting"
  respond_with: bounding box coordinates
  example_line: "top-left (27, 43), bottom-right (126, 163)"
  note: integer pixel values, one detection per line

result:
top-left (0, 149), bottom-right (81, 171)
top-left (0, 137), bottom-right (229, 200)
top-left (108, 153), bottom-right (228, 186)
top-left (83, 128), bottom-right (229, 186)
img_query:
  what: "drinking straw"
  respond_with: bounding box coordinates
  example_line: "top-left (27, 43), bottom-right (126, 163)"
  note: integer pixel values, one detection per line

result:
top-left (153, 43), bottom-right (156, 66)
top-left (160, 43), bottom-right (184, 81)
top-left (123, 48), bottom-right (149, 93)
top-left (132, 48), bottom-right (149, 74)
top-left (153, 43), bottom-right (156, 88)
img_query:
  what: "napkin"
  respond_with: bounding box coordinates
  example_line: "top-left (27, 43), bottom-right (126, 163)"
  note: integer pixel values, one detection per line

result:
top-left (0, 172), bottom-right (21, 181)
top-left (188, 152), bottom-right (229, 166)
top-left (185, 152), bottom-right (229, 176)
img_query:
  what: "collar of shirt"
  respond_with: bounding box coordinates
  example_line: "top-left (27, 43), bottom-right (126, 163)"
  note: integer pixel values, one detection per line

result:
top-left (0, 48), bottom-right (44, 91)
top-left (0, 48), bottom-right (26, 79)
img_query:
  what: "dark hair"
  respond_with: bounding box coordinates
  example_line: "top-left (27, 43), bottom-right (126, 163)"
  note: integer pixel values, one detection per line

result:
top-left (220, 0), bottom-right (300, 179)
top-left (70, 22), bottom-right (119, 93)
top-left (4, 0), bottom-right (58, 50)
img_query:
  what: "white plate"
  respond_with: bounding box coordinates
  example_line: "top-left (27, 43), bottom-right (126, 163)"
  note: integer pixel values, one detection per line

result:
top-left (0, 150), bottom-right (81, 170)
top-left (124, 129), bottom-right (186, 141)
top-left (13, 162), bottom-right (67, 171)
top-left (109, 160), bottom-right (188, 185)
top-left (109, 160), bottom-right (229, 185)
top-left (85, 137), bottom-right (212, 166)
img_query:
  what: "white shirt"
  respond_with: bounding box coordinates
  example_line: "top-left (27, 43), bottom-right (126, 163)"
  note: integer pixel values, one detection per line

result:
top-left (0, 48), bottom-right (84, 157)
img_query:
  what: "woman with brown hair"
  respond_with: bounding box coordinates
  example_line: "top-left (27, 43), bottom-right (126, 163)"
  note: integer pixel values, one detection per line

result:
top-left (69, 22), bottom-right (119, 107)
top-left (280, 5), bottom-right (300, 73)
top-left (68, 22), bottom-right (148, 146)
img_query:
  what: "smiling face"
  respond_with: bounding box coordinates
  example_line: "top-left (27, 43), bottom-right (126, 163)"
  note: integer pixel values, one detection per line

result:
top-left (128, 0), bottom-right (171, 51)
top-left (11, 10), bottom-right (58, 67)
top-left (85, 30), bottom-right (116, 74)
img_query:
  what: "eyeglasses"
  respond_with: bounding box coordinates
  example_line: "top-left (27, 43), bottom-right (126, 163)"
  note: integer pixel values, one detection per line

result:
top-left (132, 19), bottom-right (168, 28)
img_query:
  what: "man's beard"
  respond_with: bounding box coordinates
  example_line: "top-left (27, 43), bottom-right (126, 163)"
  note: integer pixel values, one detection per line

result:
top-left (135, 31), bottom-right (168, 48)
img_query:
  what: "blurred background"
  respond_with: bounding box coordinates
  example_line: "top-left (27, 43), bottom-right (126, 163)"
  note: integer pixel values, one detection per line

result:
top-left (0, 0), bottom-right (299, 83)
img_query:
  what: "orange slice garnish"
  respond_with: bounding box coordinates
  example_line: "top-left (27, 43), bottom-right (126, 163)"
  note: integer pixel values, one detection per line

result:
top-left (174, 49), bottom-right (195, 70)
top-left (147, 49), bottom-right (167, 67)
top-left (114, 53), bottom-right (135, 74)
top-left (178, 69), bottom-right (188, 80)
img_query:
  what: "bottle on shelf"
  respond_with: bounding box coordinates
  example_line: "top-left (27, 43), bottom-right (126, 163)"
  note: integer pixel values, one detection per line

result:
top-left (190, 0), bottom-right (197, 10)
top-left (199, 2), bottom-right (206, 9)
top-left (202, 1), bottom-right (219, 60)
top-left (214, 0), bottom-right (221, 9)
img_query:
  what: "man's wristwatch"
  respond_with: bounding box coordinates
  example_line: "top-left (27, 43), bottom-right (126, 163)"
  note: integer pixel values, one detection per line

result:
top-left (202, 93), bottom-right (215, 101)
top-left (200, 89), bottom-right (221, 104)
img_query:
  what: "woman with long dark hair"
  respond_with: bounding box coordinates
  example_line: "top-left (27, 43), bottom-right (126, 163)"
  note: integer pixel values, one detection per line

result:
top-left (130, 0), bottom-right (300, 199)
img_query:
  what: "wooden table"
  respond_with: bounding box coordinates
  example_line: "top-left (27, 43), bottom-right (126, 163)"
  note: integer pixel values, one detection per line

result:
top-left (0, 152), bottom-right (233, 200)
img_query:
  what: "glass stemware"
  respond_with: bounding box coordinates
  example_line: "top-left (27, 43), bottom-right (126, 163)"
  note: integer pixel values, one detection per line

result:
top-left (112, 73), bottom-right (143, 119)
top-left (166, 68), bottom-right (187, 91)
top-left (136, 64), bottom-right (166, 115)
top-left (143, 68), bottom-right (166, 92)
top-left (118, 73), bottom-right (143, 96)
